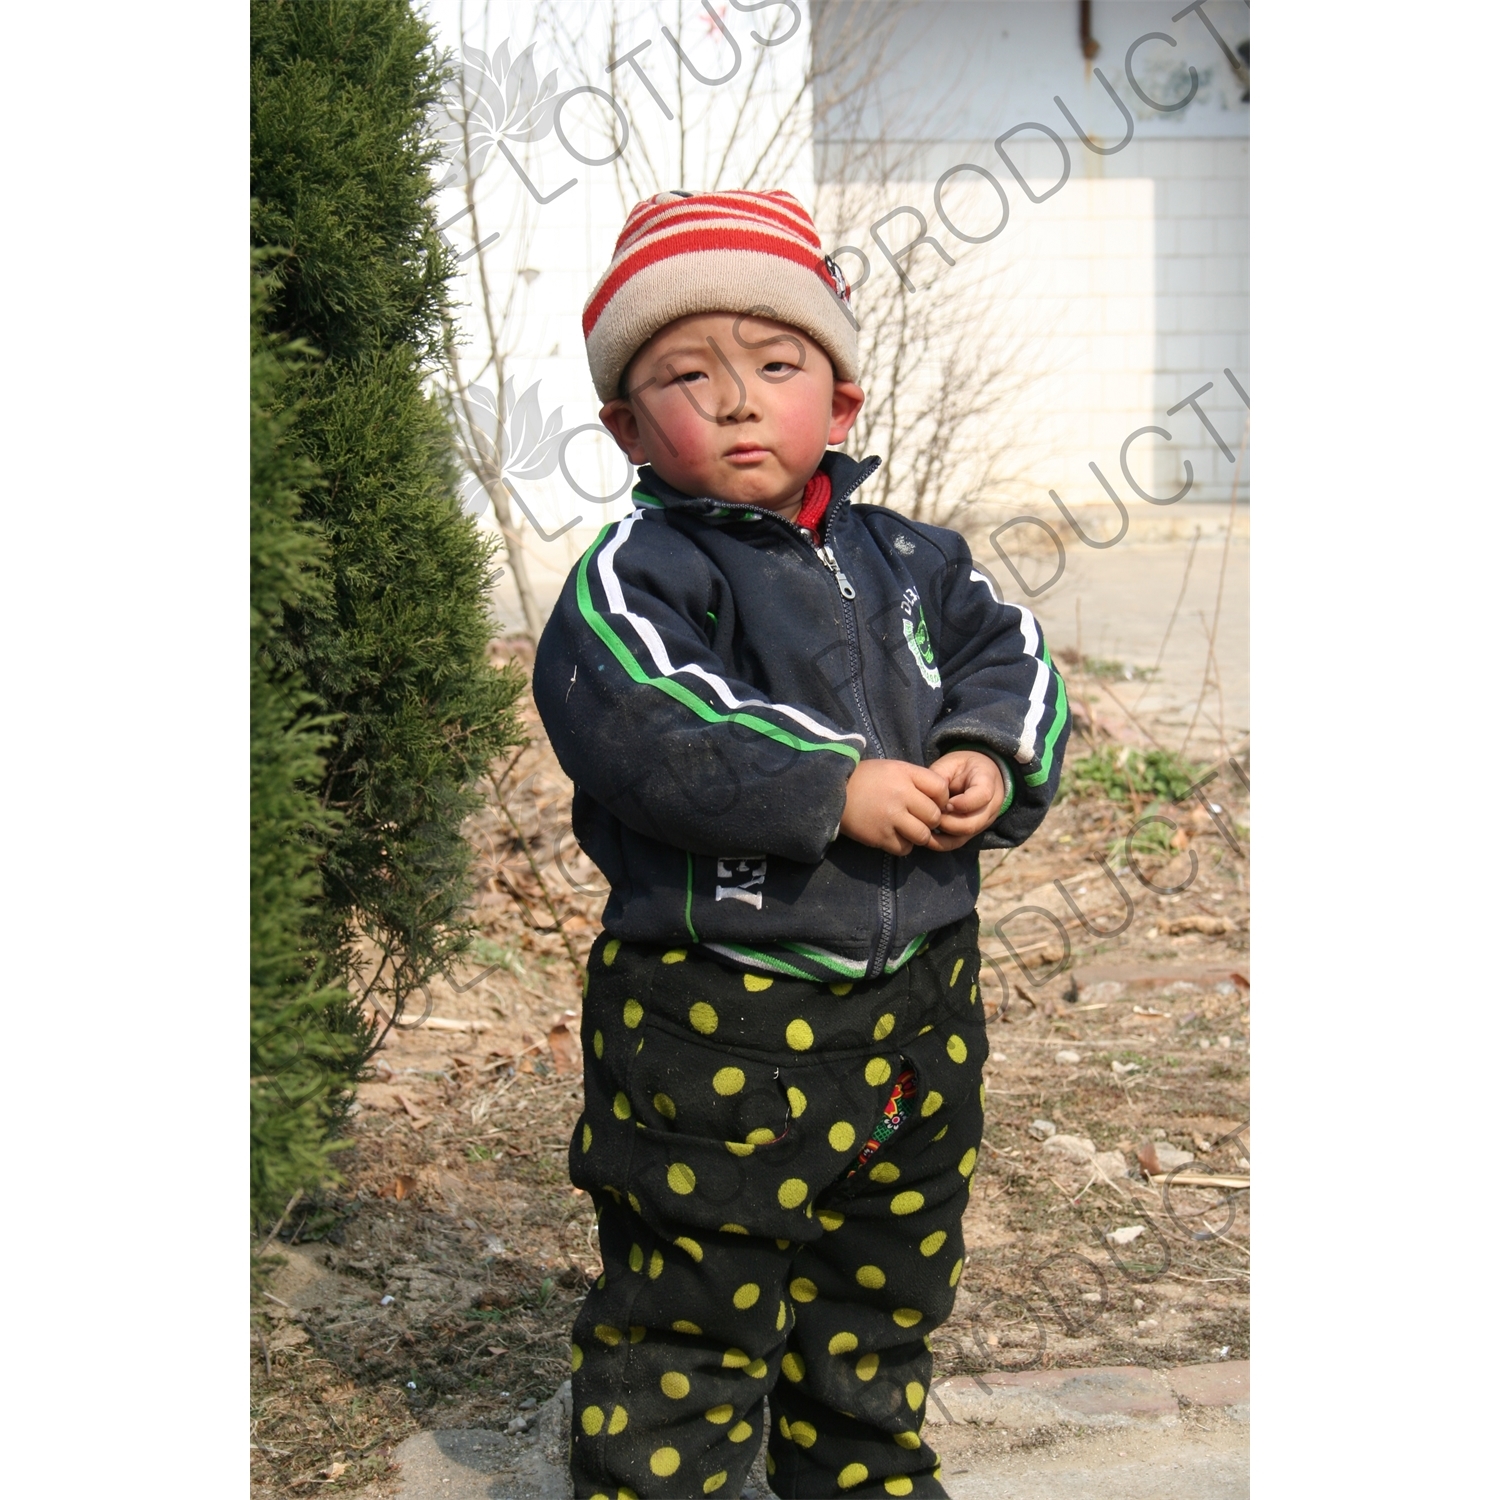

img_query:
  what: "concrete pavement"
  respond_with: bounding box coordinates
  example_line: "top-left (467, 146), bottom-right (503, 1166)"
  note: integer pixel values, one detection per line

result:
top-left (386, 1361), bottom-right (1248, 1498)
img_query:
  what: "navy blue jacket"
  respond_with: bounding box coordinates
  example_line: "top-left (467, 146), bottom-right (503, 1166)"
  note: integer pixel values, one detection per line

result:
top-left (532, 450), bottom-right (1069, 982)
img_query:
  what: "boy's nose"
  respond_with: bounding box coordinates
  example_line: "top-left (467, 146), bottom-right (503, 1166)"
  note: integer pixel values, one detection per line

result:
top-left (719, 379), bottom-right (759, 423)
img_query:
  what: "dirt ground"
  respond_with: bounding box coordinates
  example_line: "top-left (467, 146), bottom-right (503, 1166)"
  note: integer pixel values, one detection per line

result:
top-left (251, 642), bottom-right (1250, 1497)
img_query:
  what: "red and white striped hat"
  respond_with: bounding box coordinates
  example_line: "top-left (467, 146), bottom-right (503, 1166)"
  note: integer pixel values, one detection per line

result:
top-left (582, 189), bottom-right (858, 402)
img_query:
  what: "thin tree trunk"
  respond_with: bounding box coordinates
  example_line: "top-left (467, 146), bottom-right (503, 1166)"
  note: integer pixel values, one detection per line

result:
top-left (489, 485), bottom-right (545, 641)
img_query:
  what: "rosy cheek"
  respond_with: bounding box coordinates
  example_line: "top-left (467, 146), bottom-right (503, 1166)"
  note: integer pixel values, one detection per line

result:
top-left (638, 399), bottom-right (689, 450)
top-left (659, 407), bottom-right (712, 459)
top-left (772, 393), bottom-right (823, 462)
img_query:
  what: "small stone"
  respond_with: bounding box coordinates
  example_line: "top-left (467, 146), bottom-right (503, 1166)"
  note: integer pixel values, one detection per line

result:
top-left (990, 1051), bottom-right (1008, 1062)
top-left (1080, 980), bottom-right (1125, 1004)
top-left (1042, 1134), bottom-right (1095, 1164)
top-left (518, 1397), bottom-right (537, 1410)
top-left (1111, 1059), bottom-right (1140, 1076)
top-left (1028, 1119), bottom-right (1057, 1141)
top-left (1156, 1147), bottom-right (1194, 1171)
top-left (1094, 1150), bottom-right (1129, 1180)
top-left (1218, 1035), bottom-right (1233, 1049)
top-left (1106, 1225), bottom-right (1146, 1246)
top-left (1133, 1298), bottom-right (1145, 1312)
top-left (1055, 1049), bottom-right (1081, 1065)
top-left (506, 1416), bottom-right (527, 1434)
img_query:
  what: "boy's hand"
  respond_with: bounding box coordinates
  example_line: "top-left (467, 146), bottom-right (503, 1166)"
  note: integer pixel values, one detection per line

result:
top-left (839, 759), bottom-right (951, 855)
top-left (924, 750), bottom-right (1008, 851)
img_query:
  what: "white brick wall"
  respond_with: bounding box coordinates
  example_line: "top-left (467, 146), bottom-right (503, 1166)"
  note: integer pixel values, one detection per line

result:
top-left (1146, 136), bottom-right (1249, 503)
top-left (860, 125), bottom-right (1248, 509)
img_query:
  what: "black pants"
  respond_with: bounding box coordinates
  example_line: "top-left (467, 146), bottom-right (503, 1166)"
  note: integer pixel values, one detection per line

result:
top-left (566, 917), bottom-right (988, 1499)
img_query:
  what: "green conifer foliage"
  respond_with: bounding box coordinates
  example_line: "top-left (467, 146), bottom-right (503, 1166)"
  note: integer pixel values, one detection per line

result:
top-left (250, 263), bottom-right (358, 1222)
top-left (252, 1), bottom-right (523, 1042)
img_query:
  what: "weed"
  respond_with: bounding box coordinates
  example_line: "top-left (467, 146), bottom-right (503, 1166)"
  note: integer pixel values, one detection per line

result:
top-left (1105, 817), bottom-right (1174, 865)
top-left (465, 1144), bottom-right (494, 1162)
top-left (1061, 745), bottom-right (1203, 806)
top-left (1054, 648), bottom-right (1153, 683)
top-left (469, 936), bottom-right (524, 975)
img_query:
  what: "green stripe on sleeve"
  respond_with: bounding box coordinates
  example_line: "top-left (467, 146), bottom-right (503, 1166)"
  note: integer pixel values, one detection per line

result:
top-left (996, 760), bottom-right (1016, 815)
top-left (684, 852), bottom-right (699, 942)
top-left (1024, 667), bottom-right (1069, 787)
top-left (575, 526), bottom-right (860, 761)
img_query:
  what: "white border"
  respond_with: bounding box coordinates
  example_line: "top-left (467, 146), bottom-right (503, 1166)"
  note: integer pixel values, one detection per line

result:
top-left (0, 3), bottom-right (245, 1488)
top-left (1255, 1), bottom-right (1497, 1489)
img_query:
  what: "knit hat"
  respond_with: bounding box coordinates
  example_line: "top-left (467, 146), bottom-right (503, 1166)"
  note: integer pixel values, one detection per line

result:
top-left (582, 189), bottom-right (858, 402)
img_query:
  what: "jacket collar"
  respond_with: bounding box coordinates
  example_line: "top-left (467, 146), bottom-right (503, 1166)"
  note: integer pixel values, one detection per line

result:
top-left (631, 450), bottom-right (882, 523)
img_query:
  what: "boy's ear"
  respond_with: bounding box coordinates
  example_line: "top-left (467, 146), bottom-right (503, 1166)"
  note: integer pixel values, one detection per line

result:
top-left (827, 380), bottom-right (865, 446)
top-left (599, 398), bottom-right (648, 463)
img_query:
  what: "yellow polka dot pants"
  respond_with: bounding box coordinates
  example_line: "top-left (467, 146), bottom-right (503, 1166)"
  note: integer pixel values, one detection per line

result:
top-left (567, 917), bottom-right (988, 1498)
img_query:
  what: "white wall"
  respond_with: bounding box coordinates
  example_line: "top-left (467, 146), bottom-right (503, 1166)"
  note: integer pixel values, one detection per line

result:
top-left (815, 0), bottom-right (1251, 507)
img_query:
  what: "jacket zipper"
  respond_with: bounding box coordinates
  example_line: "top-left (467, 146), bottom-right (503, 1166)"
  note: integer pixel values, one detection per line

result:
top-left (655, 461), bottom-right (900, 974)
top-left (812, 541), bottom-right (857, 599)
top-left (792, 488), bottom-right (897, 974)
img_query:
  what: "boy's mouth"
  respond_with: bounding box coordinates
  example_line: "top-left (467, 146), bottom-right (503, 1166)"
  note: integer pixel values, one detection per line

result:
top-left (723, 443), bottom-right (771, 464)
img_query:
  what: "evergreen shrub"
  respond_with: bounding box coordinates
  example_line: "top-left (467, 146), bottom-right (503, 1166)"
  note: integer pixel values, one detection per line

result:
top-left (250, 0), bottom-right (524, 1214)
top-left (250, 261), bottom-right (361, 1222)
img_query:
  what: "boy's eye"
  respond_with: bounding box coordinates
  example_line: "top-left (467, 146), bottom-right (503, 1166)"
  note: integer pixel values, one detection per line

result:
top-left (672, 369), bottom-right (707, 384)
top-left (760, 360), bottom-right (800, 383)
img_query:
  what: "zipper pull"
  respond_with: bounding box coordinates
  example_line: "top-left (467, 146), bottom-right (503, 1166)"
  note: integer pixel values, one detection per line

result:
top-left (816, 543), bottom-right (857, 599)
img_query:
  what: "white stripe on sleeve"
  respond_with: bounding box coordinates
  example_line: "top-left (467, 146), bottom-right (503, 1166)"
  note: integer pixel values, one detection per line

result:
top-left (597, 514), bottom-right (867, 749)
top-left (1007, 602), bottom-right (1047, 763)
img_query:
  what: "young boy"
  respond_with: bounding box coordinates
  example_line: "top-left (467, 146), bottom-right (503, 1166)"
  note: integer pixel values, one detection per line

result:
top-left (534, 191), bottom-right (1068, 1499)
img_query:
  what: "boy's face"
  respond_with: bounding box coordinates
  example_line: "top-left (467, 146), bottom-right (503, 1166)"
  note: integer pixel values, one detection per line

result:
top-left (599, 312), bottom-right (864, 518)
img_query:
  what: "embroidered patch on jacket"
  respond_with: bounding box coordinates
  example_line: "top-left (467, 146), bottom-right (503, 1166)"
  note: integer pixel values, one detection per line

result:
top-left (716, 857), bottom-right (767, 908)
top-left (900, 587), bottom-right (942, 689)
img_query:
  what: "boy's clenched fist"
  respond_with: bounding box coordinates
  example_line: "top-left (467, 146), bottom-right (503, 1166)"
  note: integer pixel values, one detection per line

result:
top-left (839, 750), bottom-right (1007, 855)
